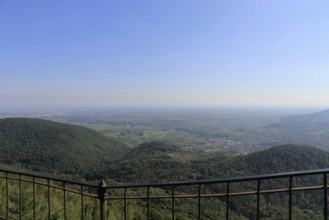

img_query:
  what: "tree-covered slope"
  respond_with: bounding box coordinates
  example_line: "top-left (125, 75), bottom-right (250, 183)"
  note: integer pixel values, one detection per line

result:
top-left (105, 142), bottom-right (329, 184)
top-left (1, 118), bottom-right (328, 184)
top-left (269, 109), bottom-right (329, 149)
top-left (0, 118), bottom-right (129, 177)
top-left (235, 144), bottom-right (329, 174)
top-left (192, 144), bottom-right (329, 180)
top-left (107, 141), bottom-right (194, 183)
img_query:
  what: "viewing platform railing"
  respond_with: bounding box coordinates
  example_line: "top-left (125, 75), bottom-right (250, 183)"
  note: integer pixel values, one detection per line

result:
top-left (0, 168), bottom-right (328, 219)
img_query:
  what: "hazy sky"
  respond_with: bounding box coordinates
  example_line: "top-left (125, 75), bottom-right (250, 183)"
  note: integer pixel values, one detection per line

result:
top-left (1, 0), bottom-right (329, 107)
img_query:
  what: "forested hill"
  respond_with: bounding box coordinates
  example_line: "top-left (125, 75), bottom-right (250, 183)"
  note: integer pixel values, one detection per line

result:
top-left (106, 143), bottom-right (329, 183)
top-left (1, 118), bottom-right (329, 185)
top-left (0, 118), bottom-right (129, 177)
top-left (196, 144), bottom-right (329, 179)
top-left (269, 109), bottom-right (329, 149)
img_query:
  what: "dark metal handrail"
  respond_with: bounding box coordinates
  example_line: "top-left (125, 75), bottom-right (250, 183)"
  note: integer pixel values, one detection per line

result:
top-left (0, 168), bottom-right (328, 220)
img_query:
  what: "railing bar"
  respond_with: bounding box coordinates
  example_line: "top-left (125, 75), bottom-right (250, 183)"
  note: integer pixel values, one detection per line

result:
top-left (256, 179), bottom-right (260, 220)
top-left (1, 168), bottom-right (329, 190)
top-left (197, 193), bottom-right (227, 198)
top-left (105, 185), bottom-right (326, 200)
top-left (56, 186), bottom-right (96, 197)
top-left (6, 178), bottom-right (97, 196)
top-left (80, 193), bottom-right (98, 199)
top-left (107, 195), bottom-right (197, 200)
top-left (289, 176), bottom-right (292, 220)
top-left (291, 185), bottom-right (324, 191)
top-left (109, 196), bottom-right (164, 200)
top-left (229, 191), bottom-right (258, 196)
top-left (84, 195), bottom-right (98, 199)
top-left (8, 176), bottom-right (45, 183)
top-left (9, 179), bottom-right (98, 197)
top-left (60, 187), bottom-right (97, 198)
top-left (33, 177), bottom-right (36, 220)
top-left (6, 177), bottom-right (45, 185)
top-left (81, 185), bottom-right (84, 220)
top-left (0, 169), bottom-right (98, 188)
top-left (124, 188), bottom-right (127, 220)
top-left (172, 185), bottom-right (175, 220)
top-left (106, 185), bottom-right (324, 200)
top-left (48, 179), bottom-right (51, 220)
top-left (226, 182), bottom-right (230, 220)
top-left (259, 188), bottom-right (292, 194)
top-left (19, 174), bottom-right (22, 220)
top-left (229, 186), bottom-right (324, 196)
top-left (108, 193), bottom-right (252, 200)
top-left (198, 184), bottom-right (201, 220)
top-left (7, 178), bottom-right (98, 191)
top-left (177, 193), bottom-right (204, 198)
top-left (261, 186), bottom-right (324, 194)
top-left (324, 173), bottom-right (328, 220)
top-left (63, 182), bottom-right (67, 220)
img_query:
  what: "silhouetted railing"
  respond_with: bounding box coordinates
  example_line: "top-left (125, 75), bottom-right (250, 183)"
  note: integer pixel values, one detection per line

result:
top-left (0, 168), bottom-right (328, 219)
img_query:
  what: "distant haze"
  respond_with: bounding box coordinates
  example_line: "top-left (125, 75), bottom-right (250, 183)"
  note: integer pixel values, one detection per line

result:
top-left (1, 0), bottom-right (329, 107)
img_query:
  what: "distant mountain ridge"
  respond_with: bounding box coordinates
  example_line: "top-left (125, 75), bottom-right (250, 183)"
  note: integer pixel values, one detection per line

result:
top-left (284, 109), bottom-right (329, 123)
top-left (267, 109), bottom-right (329, 149)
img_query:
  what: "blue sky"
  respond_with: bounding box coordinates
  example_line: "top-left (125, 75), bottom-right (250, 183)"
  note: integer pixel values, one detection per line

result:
top-left (1, 0), bottom-right (329, 107)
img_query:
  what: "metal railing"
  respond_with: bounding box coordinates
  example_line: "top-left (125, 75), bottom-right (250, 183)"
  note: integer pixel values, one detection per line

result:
top-left (0, 168), bottom-right (328, 219)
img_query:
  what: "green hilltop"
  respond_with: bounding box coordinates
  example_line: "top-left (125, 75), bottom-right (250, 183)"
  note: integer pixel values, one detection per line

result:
top-left (0, 118), bottom-right (129, 178)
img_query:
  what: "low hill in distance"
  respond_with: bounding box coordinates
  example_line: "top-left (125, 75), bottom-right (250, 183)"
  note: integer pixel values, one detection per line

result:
top-left (269, 109), bottom-right (329, 149)
top-left (106, 142), bottom-right (329, 183)
top-left (0, 118), bottom-right (129, 178)
top-left (284, 109), bottom-right (329, 123)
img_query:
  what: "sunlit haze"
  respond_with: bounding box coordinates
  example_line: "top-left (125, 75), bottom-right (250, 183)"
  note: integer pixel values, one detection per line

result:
top-left (1, 0), bottom-right (329, 108)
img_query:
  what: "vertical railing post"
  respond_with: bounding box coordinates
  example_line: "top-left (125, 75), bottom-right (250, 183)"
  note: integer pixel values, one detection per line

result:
top-left (226, 182), bottom-right (230, 220)
top-left (63, 182), bottom-right (67, 220)
top-left (98, 180), bottom-right (107, 220)
top-left (81, 185), bottom-right (84, 220)
top-left (33, 177), bottom-right (36, 220)
top-left (124, 188), bottom-right (127, 220)
top-left (198, 184), bottom-right (201, 220)
top-left (147, 187), bottom-right (150, 220)
top-left (256, 179), bottom-right (260, 220)
top-left (172, 185), bottom-right (175, 220)
top-left (48, 179), bottom-right (51, 220)
top-left (324, 173), bottom-right (328, 220)
top-left (288, 176), bottom-right (292, 220)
